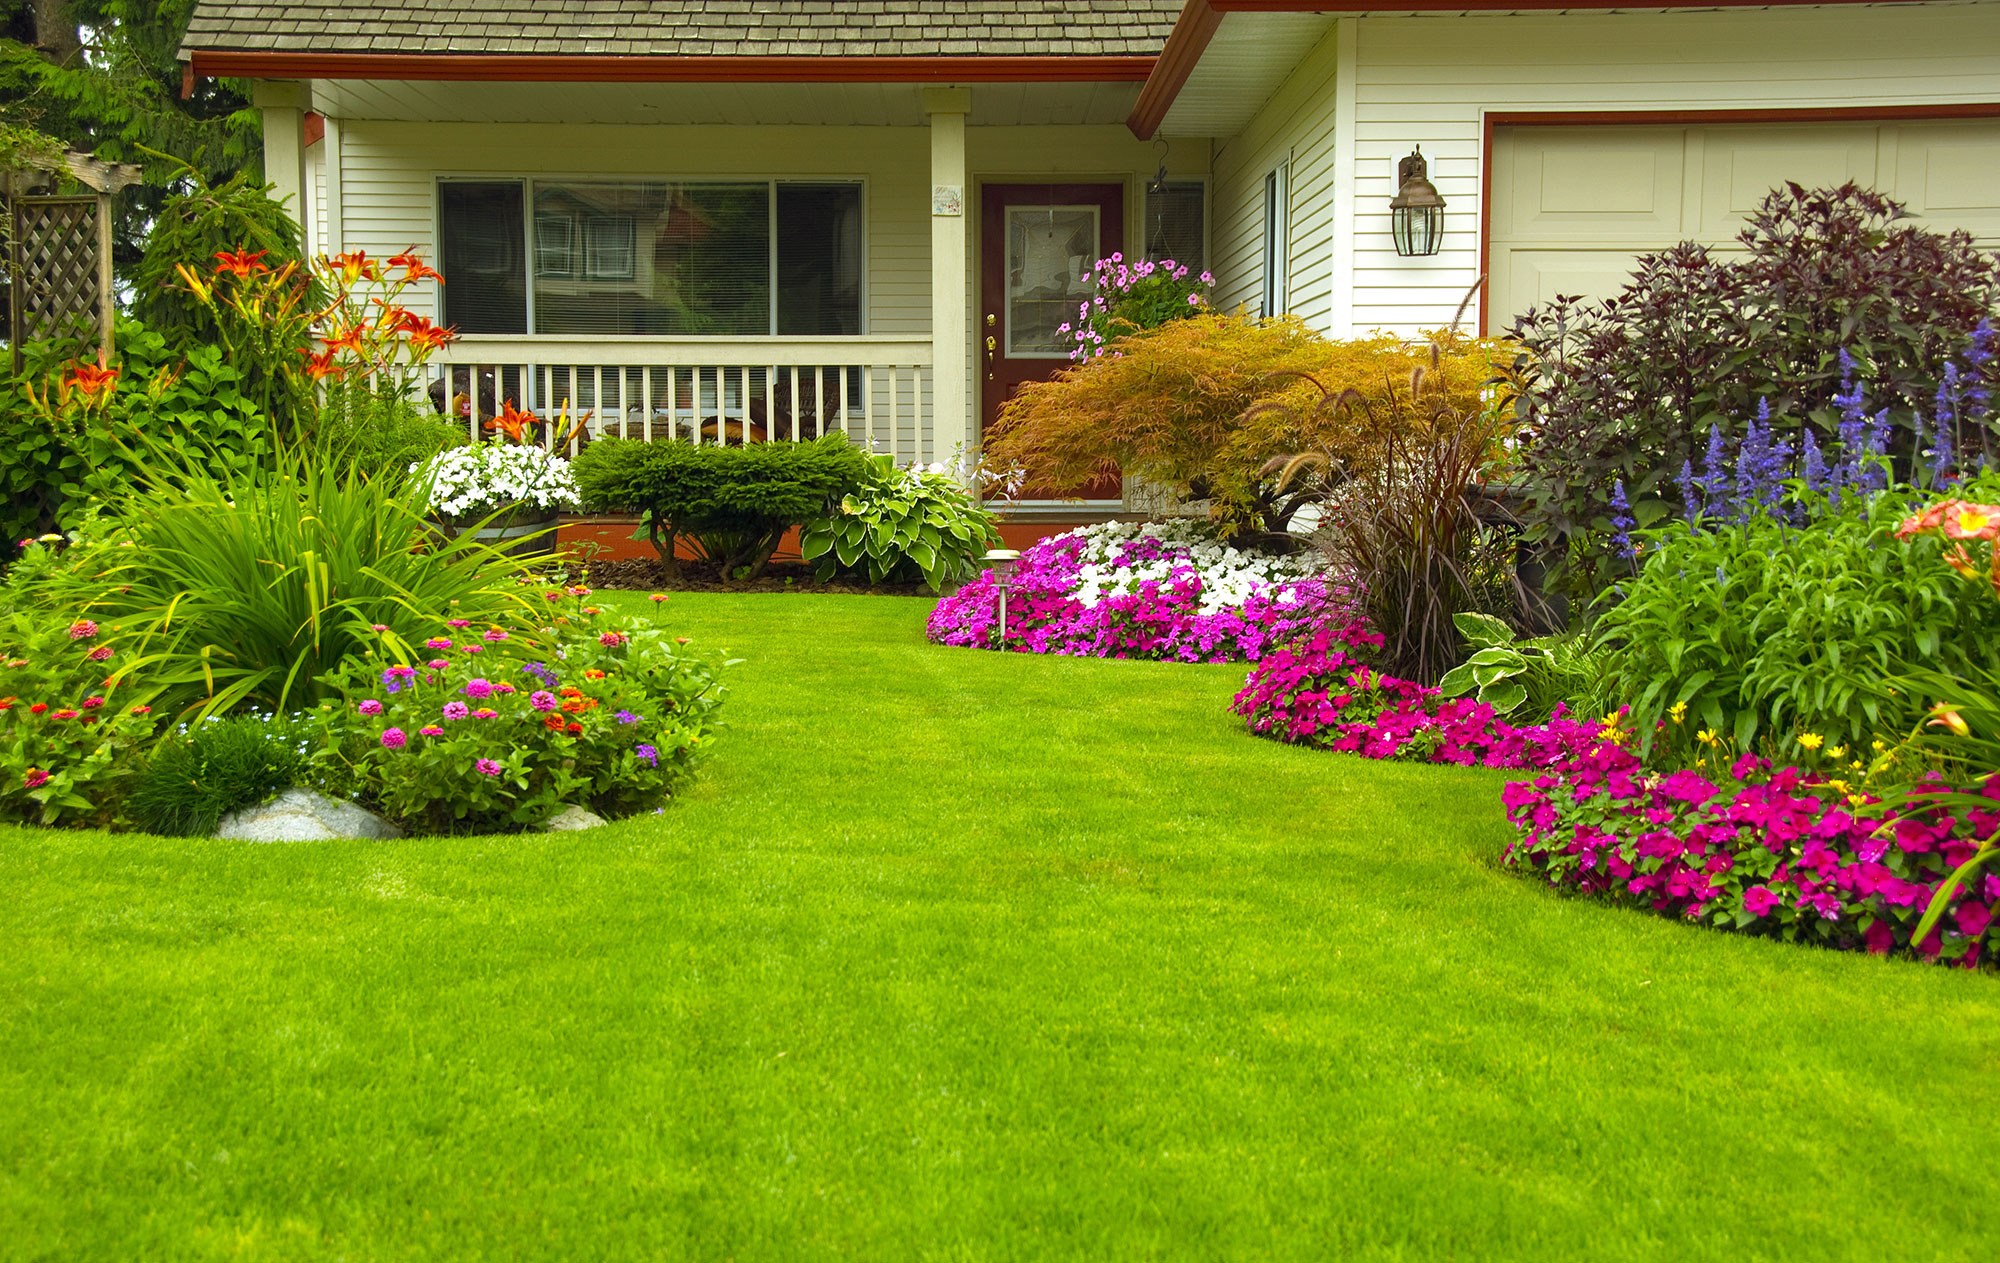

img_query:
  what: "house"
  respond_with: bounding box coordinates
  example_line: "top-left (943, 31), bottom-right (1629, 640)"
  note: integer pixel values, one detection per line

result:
top-left (180, 0), bottom-right (2000, 529)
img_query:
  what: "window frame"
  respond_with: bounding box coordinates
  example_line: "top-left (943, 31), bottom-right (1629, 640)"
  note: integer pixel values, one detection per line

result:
top-left (1143, 176), bottom-right (1209, 274)
top-left (1261, 165), bottom-right (1288, 319)
top-left (434, 173), bottom-right (870, 337)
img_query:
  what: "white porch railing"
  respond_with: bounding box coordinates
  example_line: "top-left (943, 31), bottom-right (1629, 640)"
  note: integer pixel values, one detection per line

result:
top-left (422, 336), bottom-right (937, 462)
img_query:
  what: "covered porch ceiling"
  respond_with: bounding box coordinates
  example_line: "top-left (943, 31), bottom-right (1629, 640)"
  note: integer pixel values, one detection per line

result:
top-left (303, 78), bottom-right (1145, 129)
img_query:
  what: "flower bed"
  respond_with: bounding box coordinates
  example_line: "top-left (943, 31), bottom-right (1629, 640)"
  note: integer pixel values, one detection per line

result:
top-left (925, 520), bottom-right (1347, 662)
top-left (1503, 745), bottom-right (2000, 967)
top-left (1231, 622), bottom-right (1602, 768)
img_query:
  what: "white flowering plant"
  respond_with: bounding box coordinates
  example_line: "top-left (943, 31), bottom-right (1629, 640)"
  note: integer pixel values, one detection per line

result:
top-left (415, 442), bottom-right (580, 523)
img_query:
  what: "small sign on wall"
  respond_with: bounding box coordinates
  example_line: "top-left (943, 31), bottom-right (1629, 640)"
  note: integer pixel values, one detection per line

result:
top-left (932, 184), bottom-right (963, 217)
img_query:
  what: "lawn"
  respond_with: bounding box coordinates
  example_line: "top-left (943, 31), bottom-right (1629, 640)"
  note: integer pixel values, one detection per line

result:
top-left (2, 593), bottom-right (1995, 1261)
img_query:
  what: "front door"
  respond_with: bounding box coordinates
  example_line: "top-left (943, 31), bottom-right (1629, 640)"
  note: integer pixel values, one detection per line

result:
top-left (980, 182), bottom-right (1125, 504)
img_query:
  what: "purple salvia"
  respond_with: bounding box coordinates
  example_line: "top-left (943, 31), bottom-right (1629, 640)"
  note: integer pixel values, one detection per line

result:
top-left (1676, 458), bottom-right (1704, 523)
top-left (1609, 479), bottom-right (1636, 560)
top-left (1702, 425), bottom-right (1731, 518)
top-left (1801, 429), bottom-right (1827, 495)
top-left (1862, 409), bottom-right (1892, 490)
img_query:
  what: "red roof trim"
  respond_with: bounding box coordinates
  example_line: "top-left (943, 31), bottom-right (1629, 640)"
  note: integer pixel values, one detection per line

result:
top-left (188, 51), bottom-right (1156, 85)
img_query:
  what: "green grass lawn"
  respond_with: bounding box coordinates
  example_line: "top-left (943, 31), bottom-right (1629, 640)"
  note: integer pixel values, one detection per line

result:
top-left (3, 593), bottom-right (1996, 1261)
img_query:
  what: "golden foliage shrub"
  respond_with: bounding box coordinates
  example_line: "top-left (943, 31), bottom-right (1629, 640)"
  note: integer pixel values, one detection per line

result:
top-left (983, 312), bottom-right (1513, 533)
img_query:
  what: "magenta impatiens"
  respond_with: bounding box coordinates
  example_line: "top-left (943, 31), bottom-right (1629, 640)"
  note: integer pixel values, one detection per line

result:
top-left (1503, 746), bottom-right (2000, 968)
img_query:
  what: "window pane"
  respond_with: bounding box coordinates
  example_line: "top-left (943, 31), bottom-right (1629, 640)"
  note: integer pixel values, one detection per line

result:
top-left (440, 181), bottom-right (526, 335)
top-left (1005, 205), bottom-right (1097, 357)
top-left (776, 183), bottom-right (863, 336)
top-left (1144, 180), bottom-right (1205, 274)
top-left (532, 181), bottom-right (770, 336)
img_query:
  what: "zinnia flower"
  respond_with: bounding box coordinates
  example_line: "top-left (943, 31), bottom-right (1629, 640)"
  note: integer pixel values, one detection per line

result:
top-left (87, 646), bottom-right (112, 662)
top-left (426, 638), bottom-right (452, 650)
top-left (357, 699), bottom-right (383, 716)
top-left (484, 629), bottom-right (508, 642)
top-left (599, 631), bottom-right (628, 647)
top-left (462, 677), bottom-right (493, 700)
top-left (68, 620), bottom-right (97, 640)
top-left (441, 701), bottom-right (469, 721)
top-left (81, 696), bottom-right (104, 710)
top-left (24, 768), bottom-right (48, 788)
top-left (419, 726), bottom-right (445, 737)
top-left (381, 727), bottom-right (407, 748)
top-left (475, 758), bottom-right (503, 776)
top-left (530, 691), bottom-right (558, 712)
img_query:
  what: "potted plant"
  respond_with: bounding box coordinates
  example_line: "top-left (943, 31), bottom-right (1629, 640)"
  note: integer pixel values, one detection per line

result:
top-left (414, 409), bottom-right (581, 558)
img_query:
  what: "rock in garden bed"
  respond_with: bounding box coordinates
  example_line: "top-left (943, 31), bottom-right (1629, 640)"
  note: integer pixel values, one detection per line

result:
top-left (215, 789), bottom-right (401, 842)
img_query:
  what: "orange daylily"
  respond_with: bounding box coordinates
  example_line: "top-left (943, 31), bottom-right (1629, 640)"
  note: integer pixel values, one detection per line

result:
top-left (394, 310), bottom-right (458, 352)
top-left (484, 400), bottom-right (541, 443)
top-left (1896, 498), bottom-right (2000, 542)
top-left (212, 249), bottom-right (270, 278)
top-left (302, 347), bottom-right (345, 380)
top-left (64, 362), bottom-right (119, 399)
top-left (321, 325), bottom-right (367, 356)
top-left (321, 250), bottom-right (378, 285)
top-left (388, 249), bottom-right (444, 283)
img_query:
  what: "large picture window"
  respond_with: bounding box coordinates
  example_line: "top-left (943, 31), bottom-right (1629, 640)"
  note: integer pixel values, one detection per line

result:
top-left (438, 178), bottom-right (864, 337)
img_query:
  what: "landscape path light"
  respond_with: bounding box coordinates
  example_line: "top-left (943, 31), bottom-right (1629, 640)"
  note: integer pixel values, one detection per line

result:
top-left (982, 548), bottom-right (1022, 647)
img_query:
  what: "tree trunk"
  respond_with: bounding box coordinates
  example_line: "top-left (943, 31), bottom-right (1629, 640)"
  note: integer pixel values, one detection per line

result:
top-left (31, 0), bottom-right (83, 67)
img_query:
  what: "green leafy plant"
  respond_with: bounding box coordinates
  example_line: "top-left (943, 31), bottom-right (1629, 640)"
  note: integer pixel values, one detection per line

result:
top-left (1591, 476), bottom-right (2000, 761)
top-left (0, 316), bottom-right (274, 548)
top-left (1435, 613), bottom-right (1601, 719)
top-left (14, 442), bottom-right (540, 720)
top-left (126, 712), bottom-right (312, 837)
top-left (800, 452), bottom-right (1001, 592)
top-left (573, 435), bottom-right (867, 581)
top-left (1064, 254), bottom-right (1211, 360)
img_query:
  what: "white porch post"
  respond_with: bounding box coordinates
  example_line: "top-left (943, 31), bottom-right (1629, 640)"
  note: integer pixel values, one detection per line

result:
top-left (251, 81), bottom-right (307, 232)
top-left (923, 86), bottom-right (974, 472)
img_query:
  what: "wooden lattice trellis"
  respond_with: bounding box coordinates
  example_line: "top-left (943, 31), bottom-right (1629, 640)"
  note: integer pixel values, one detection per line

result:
top-left (3, 153), bottom-right (142, 371)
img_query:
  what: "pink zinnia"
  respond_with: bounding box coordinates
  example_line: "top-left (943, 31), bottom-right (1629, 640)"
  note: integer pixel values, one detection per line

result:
top-left (427, 659), bottom-right (450, 670)
top-left (447, 619), bottom-right (472, 629)
top-left (81, 696), bottom-right (104, 710)
top-left (357, 698), bottom-right (383, 716)
top-left (475, 758), bottom-right (502, 776)
top-left (599, 631), bottom-right (627, 647)
top-left (419, 726), bottom-right (445, 737)
top-left (530, 690), bottom-right (558, 712)
top-left (380, 727), bottom-right (407, 748)
top-left (425, 638), bottom-right (452, 650)
top-left (23, 768), bottom-right (48, 788)
top-left (68, 620), bottom-right (97, 640)
top-left (462, 677), bottom-right (493, 700)
top-left (441, 701), bottom-right (469, 721)
top-left (86, 646), bottom-right (112, 662)
top-left (483, 629), bottom-right (508, 642)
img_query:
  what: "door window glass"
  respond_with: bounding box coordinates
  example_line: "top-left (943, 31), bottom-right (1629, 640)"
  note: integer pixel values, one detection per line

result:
top-left (1004, 205), bottom-right (1097, 357)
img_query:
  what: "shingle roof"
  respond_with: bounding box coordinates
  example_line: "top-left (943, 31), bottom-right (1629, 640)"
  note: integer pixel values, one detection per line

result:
top-left (181, 1), bottom-right (1184, 59)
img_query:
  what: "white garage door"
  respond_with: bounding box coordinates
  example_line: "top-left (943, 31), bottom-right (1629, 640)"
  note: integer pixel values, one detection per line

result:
top-left (1487, 119), bottom-right (2000, 333)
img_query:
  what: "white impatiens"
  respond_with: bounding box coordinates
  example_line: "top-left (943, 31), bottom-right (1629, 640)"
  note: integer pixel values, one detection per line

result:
top-left (415, 444), bottom-right (580, 520)
top-left (1061, 520), bottom-right (1317, 617)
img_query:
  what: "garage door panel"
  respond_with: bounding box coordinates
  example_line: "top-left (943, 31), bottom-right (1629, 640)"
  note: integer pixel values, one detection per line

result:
top-left (1488, 118), bottom-right (2000, 333)
top-left (1893, 123), bottom-right (2000, 242)
top-left (1496, 126), bottom-right (1683, 243)
top-left (1697, 126), bottom-right (1878, 237)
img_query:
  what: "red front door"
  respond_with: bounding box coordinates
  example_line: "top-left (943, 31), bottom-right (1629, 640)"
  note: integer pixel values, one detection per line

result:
top-left (979, 182), bottom-right (1125, 503)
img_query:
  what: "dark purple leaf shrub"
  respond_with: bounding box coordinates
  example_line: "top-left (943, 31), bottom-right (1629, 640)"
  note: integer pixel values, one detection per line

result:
top-left (1511, 182), bottom-right (2000, 596)
top-left (1503, 744), bottom-right (2000, 969)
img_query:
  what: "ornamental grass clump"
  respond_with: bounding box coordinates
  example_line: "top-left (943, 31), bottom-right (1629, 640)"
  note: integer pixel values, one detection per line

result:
top-left (926, 520), bottom-right (1350, 662)
top-left (312, 585), bottom-right (728, 833)
top-left (126, 712), bottom-right (312, 837)
top-left (17, 443), bottom-right (540, 720)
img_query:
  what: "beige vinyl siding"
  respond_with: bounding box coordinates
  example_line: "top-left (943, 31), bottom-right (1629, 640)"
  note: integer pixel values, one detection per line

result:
top-left (1345, 5), bottom-right (2000, 334)
top-left (326, 120), bottom-right (932, 335)
top-left (1209, 22), bottom-right (1343, 327)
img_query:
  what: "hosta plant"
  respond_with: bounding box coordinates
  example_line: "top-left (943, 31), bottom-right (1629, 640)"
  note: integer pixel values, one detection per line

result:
top-left (800, 453), bottom-right (1002, 592)
top-left (1436, 613), bottom-right (1603, 719)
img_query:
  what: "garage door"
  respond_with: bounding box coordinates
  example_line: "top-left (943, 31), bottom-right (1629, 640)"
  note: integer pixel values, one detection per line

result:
top-left (1487, 119), bottom-right (2000, 333)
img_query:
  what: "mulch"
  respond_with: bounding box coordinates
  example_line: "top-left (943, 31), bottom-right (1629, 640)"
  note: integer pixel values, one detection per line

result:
top-left (578, 556), bottom-right (938, 597)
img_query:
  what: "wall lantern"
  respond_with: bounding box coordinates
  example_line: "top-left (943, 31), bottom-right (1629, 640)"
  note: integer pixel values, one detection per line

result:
top-left (1389, 145), bottom-right (1446, 258)
top-left (982, 549), bottom-right (1022, 645)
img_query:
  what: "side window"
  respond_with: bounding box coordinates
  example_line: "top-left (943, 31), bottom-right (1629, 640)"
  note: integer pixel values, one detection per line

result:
top-left (439, 181), bottom-right (527, 335)
top-left (1261, 166), bottom-right (1287, 318)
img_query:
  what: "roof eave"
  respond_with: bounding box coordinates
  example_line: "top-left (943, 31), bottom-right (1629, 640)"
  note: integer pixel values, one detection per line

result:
top-left (187, 51), bottom-right (1157, 86)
